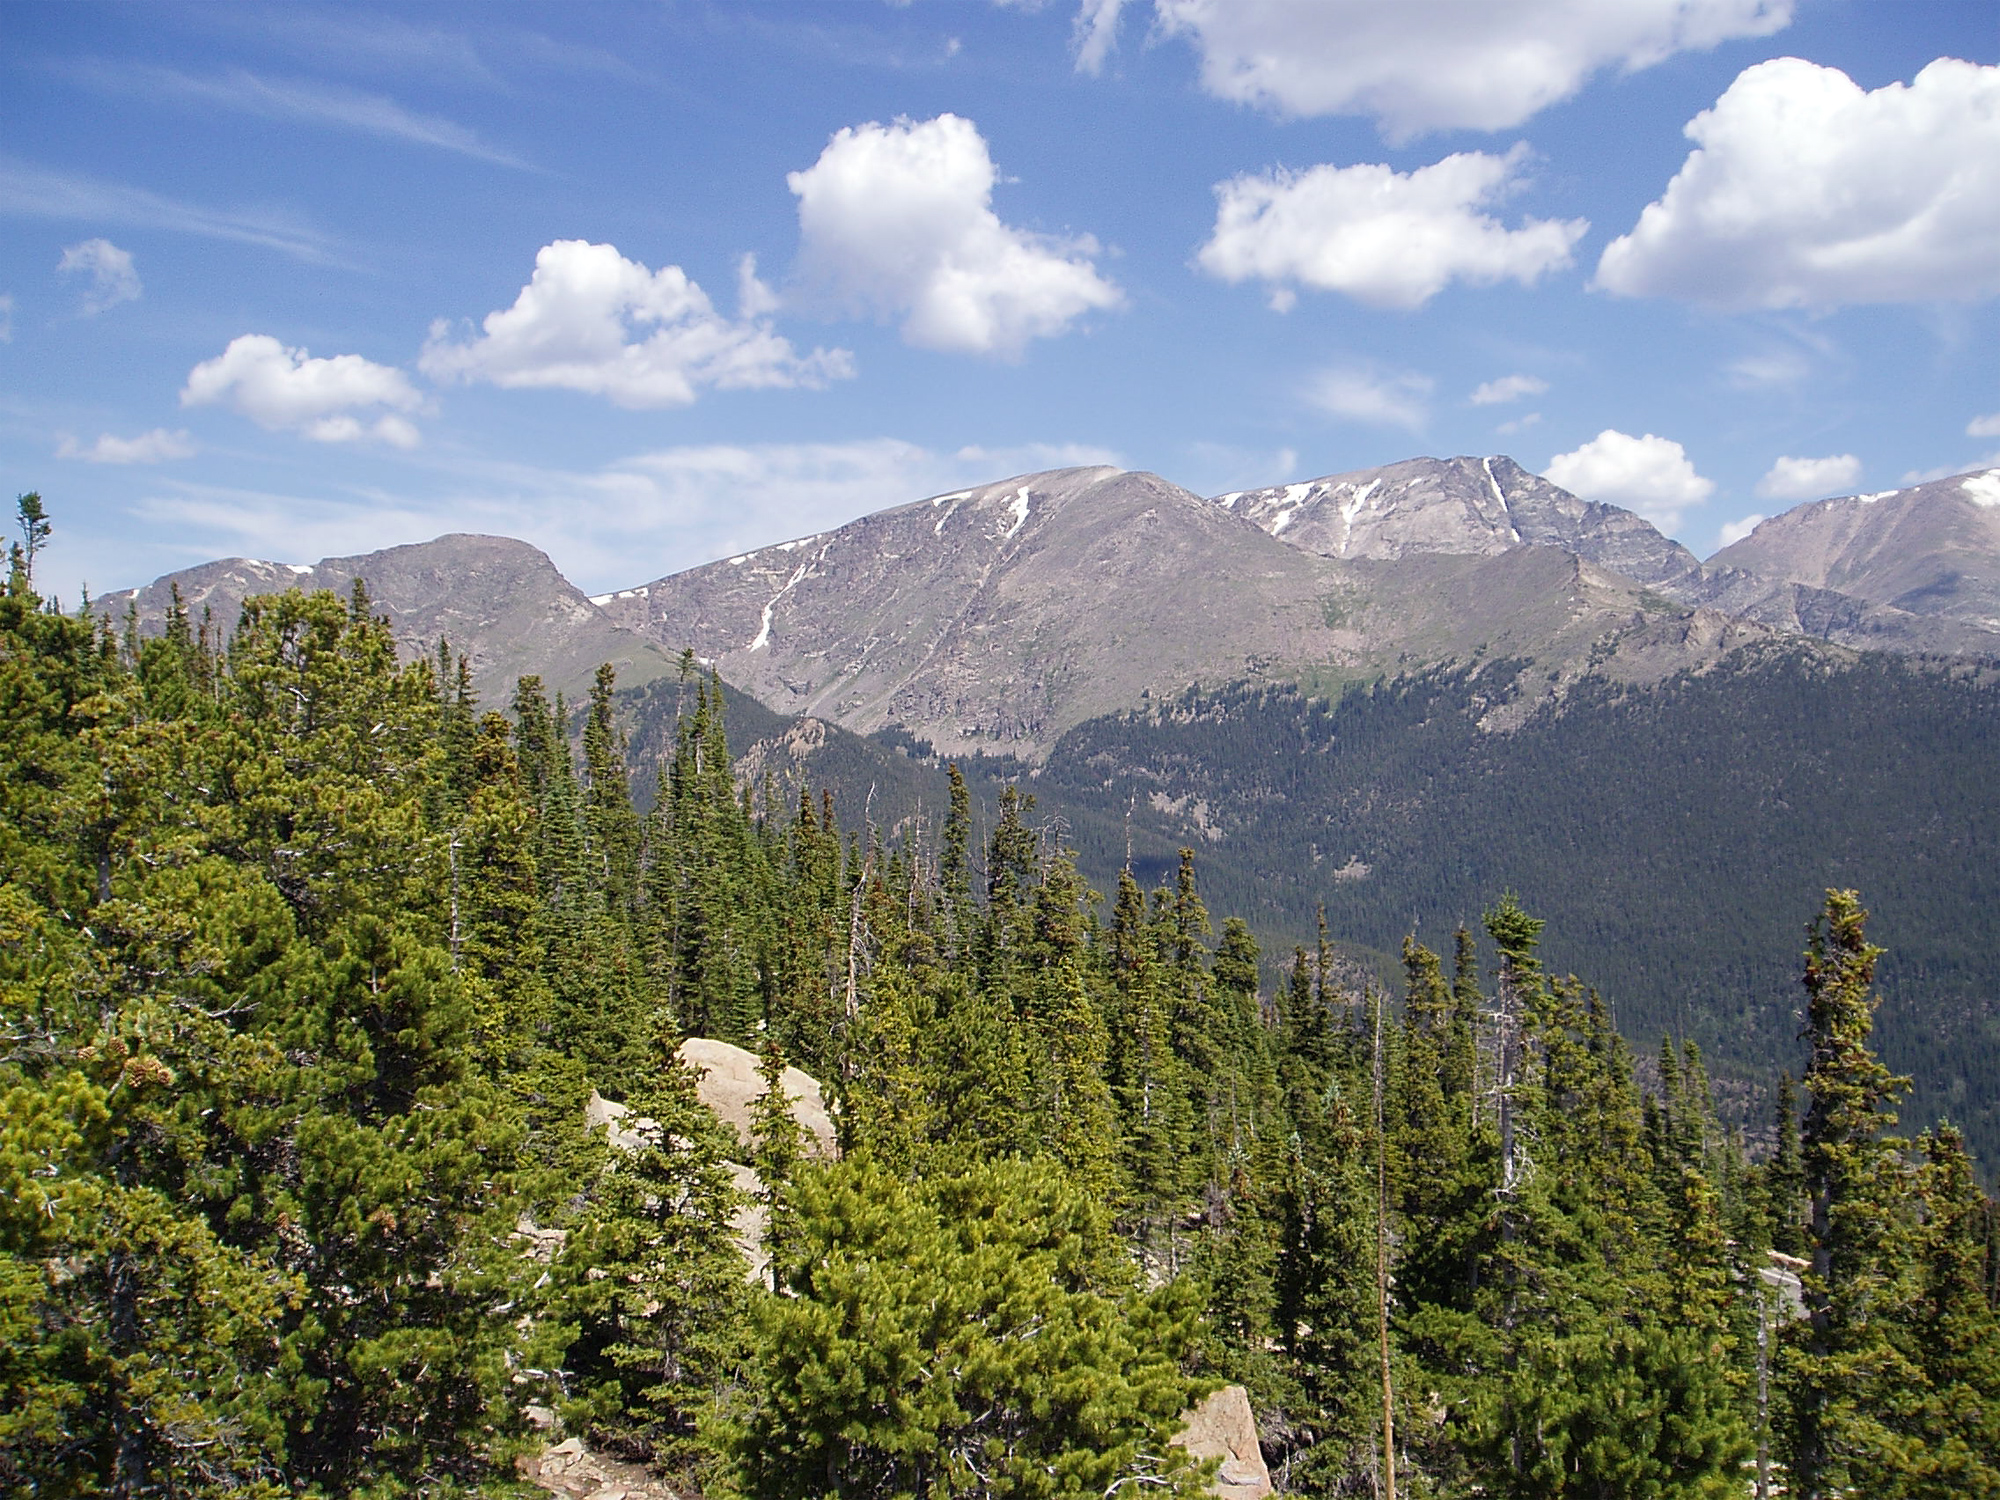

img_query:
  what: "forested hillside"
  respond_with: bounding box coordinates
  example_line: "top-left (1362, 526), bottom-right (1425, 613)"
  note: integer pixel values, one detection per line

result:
top-left (1033, 647), bottom-right (2000, 1163)
top-left (4, 553), bottom-right (1996, 1498)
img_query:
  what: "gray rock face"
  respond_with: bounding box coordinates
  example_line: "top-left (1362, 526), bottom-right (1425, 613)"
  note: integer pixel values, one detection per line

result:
top-left (598, 466), bottom-right (1339, 758)
top-left (94, 533), bottom-right (679, 702)
top-left (1678, 468), bottom-right (2000, 655)
top-left (1215, 454), bottom-right (1700, 586)
top-left (599, 465), bottom-right (1738, 759)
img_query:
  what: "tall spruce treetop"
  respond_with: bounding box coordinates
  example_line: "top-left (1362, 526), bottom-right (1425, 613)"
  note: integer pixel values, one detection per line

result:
top-left (1786, 889), bottom-right (1916, 1500)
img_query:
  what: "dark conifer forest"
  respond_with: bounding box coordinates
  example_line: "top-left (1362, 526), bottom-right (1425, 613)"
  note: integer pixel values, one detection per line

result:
top-left (4, 556), bottom-right (1998, 1497)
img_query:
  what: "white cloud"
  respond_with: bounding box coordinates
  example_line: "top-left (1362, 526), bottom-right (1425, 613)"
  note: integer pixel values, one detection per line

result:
top-left (1755, 453), bottom-right (1860, 501)
top-left (1072, 0), bottom-right (1130, 73)
top-left (1969, 413), bottom-right (2000, 439)
top-left (1598, 57), bottom-right (2000, 308)
top-left (1304, 366), bottom-right (1433, 429)
top-left (182, 334), bottom-right (423, 447)
top-left (58, 238), bottom-right (141, 313)
top-left (0, 293), bottom-right (12, 342)
top-left (1544, 429), bottom-right (1713, 531)
top-left (788, 113), bottom-right (1123, 356)
top-left (127, 437), bottom-right (1126, 594)
top-left (420, 240), bottom-right (852, 409)
top-left (736, 253), bottom-right (781, 319)
top-left (1471, 373), bottom-right (1549, 405)
top-left (57, 428), bottom-right (196, 464)
top-left (1496, 412), bottom-right (1543, 435)
top-left (1198, 147), bottom-right (1585, 312)
top-left (1725, 349), bottom-right (1813, 390)
top-left (1148, 0), bottom-right (1792, 137)
top-left (1716, 513), bottom-right (1764, 546)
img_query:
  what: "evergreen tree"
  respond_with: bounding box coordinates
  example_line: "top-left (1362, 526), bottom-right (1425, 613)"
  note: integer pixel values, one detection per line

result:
top-left (1783, 889), bottom-right (1915, 1500)
top-left (732, 1157), bottom-right (1210, 1500)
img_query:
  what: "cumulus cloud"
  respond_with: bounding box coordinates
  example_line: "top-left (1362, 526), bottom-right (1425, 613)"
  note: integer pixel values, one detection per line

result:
top-left (1716, 513), bottom-right (1764, 546)
top-left (58, 238), bottom-right (141, 313)
top-left (788, 113), bottom-right (1123, 356)
top-left (1147, 0), bottom-right (1792, 137)
top-left (1471, 373), bottom-right (1549, 405)
top-left (1544, 429), bottom-right (1713, 531)
top-left (1756, 453), bottom-right (1861, 501)
top-left (1598, 57), bottom-right (2000, 308)
top-left (182, 334), bottom-right (423, 447)
top-left (1198, 147), bottom-right (1585, 311)
top-left (1968, 412), bottom-right (2000, 439)
top-left (1304, 366), bottom-right (1433, 429)
top-left (57, 428), bottom-right (196, 464)
top-left (420, 240), bottom-right (851, 408)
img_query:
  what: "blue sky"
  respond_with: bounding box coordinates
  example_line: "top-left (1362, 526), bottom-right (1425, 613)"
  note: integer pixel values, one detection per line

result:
top-left (5, 0), bottom-right (1999, 603)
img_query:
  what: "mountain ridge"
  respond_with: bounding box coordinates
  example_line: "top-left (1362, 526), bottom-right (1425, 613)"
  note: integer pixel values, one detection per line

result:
top-left (93, 456), bottom-right (2000, 751)
top-left (93, 532), bottom-right (681, 702)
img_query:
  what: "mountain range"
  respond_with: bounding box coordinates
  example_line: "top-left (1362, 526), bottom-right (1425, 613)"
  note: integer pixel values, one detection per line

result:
top-left (94, 455), bottom-right (2000, 1163)
top-left (100, 455), bottom-right (2000, 730)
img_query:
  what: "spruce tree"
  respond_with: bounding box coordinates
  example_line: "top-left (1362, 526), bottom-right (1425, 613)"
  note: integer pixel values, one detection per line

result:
top-left (1783, 889), bottom-right (1915, 1500)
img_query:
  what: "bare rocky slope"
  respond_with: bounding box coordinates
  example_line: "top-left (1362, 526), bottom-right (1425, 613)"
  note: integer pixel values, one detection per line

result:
top-left (1215, 453), bottom-right (1701, 586)
top-left (94, 533), bottom-right (680, 702)
top-left (595, 464), bottom-right (1756, 760)
top-left (95, 458), bottom-right (2000, 759)
top-left (1674, 467), bottom-right (2000, 655)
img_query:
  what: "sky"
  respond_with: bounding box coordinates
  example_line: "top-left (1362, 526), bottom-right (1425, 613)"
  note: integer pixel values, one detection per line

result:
top-left (5, 0), bottom-right (2000, 604)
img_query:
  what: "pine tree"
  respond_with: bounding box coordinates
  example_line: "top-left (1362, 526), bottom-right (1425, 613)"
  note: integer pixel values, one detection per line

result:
top-left (732, 1157), bottom-right (1210, 1500)
top-left (1783, 889), bottom-right (1916, 1500)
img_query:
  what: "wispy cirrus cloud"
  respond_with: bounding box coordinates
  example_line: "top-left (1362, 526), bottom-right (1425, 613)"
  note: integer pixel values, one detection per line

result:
top-left (0, 157), bottom-right (341, 264)
top-left (64, 60), bottom-right (532, 169)
top-left (1303, 365), bottom-right (1433, 429)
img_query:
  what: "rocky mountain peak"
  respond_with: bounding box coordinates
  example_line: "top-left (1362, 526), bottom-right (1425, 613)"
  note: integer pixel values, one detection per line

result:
top-left (1215, 454), bottom-right (1700, 586)
top-left (592, 464), bottom-right (1327, 758)
top-left (1680, 466), bottom-right (2000, 652)
top-left (94, 532), bottom-right (678, 700)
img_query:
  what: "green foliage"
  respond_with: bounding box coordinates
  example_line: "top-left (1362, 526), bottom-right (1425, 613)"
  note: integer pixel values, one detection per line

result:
top-left (730, 1157), bottom-right (1210, 1500)
top-left (5, 519), bottom-right (1994, 1499)
top-left (1033, 652), bottom-right (2000, 1165)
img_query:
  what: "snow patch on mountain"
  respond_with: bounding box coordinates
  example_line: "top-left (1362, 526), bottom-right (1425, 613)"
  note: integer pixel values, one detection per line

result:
top-left (1962, 471), bottom-right (2000, 509)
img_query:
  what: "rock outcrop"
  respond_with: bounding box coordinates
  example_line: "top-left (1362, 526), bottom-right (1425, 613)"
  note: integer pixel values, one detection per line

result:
top-left (518, 1436), bottom-right (683, 1500)
top-left (1174, 1385), bottom-right (1274, 1500)
top-left (676, 1037), bottom-right (837, 1158)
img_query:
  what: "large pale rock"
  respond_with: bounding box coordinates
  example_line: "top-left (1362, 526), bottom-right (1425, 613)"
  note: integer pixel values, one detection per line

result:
top-left (584, 1090), bottom-right (659, 1156)
top-left (676, 1038), bottom-right (837, 1159)
top-left (1174, 1384), bottom-right (1273, 1500)
top-left (725, 1160), bottom-right (771, 1285)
